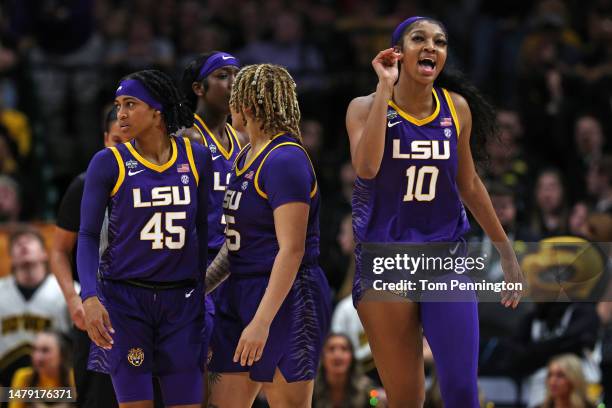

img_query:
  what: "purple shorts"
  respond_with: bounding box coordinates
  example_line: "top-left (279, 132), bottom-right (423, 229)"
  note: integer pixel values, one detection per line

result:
top-left (209, 265), bottom-right (331, 382)
top-left (88, 280), bottom-right (205, 405)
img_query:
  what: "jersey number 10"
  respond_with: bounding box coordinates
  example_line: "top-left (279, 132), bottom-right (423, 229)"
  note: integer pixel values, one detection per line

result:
top-left (140, 212), bottom-right (186, 249)
top-left (403, 166), bottom-right (439, 202)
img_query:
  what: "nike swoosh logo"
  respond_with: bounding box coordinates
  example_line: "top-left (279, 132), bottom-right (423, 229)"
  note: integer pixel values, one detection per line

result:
top-left (185, 289), bottom-right (195, 298)
top-left (449, 242), bottom-right (461, 255)
top-left (128, 169), bottom-right (145, 176)
top-left (388, 121), bottom-right (401, 128)
top-left (221, 55), bottom-right (234, 60)
top-left (211, 155), bottom-right (222, 161)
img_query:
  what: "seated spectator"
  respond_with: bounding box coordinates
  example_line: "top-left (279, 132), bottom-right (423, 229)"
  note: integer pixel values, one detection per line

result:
top-left (586, 155), bottom-right (612, 213)
top-left (0, 226), bottom-right (71, 387)
top-left (8, 330), bottom-right (75, 408)
top-left (530, 169), bottom-right (569, 237)
top-left (538, 354), bottom-right (596, 408)
top-left (313, 333), bottom-right (378, 408)
top-left (568, 202), bottom-right (590, 238)
top-left (567, 114), bottom-right (605, 200)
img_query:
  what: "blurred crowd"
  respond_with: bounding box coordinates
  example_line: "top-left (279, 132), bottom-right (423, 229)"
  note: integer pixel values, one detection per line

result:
top-left (0, 0), bottom-right (611, 407)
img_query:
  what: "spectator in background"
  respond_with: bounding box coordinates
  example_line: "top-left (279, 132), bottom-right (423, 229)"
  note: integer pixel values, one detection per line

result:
top-left (312, 333), bottom-right (376, 408)
top-left (106, 16), bottom-right (174, 73)
top-left (11, 0), bottom-right (103, 180)
top-left (0, 226), bottom-right (70, 387)
top-left (568, 201), bottom-right (590, 238)
top-left (0, 175), bottom-right (20, 223)
top-left (8, 330), bottom-right (75, 408)
top-left (530, 169), bottom-right (569, 237)
top-left (538, 354), bottom-right (595, 408)
top-left (480, 109), bottom-right (530, 214)
top-left (586, 155), bottom-right (612, 213)
top-left (568, 114), bottom-right (605, 200)
top-left (238, 9), bottom-right (326, 91)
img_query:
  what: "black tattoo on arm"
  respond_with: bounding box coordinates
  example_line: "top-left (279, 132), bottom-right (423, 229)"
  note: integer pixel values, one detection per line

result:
top-left (205, 244), bottom-right (230, 294)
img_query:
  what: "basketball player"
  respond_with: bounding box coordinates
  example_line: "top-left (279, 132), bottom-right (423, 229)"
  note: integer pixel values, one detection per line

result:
top-left (50, 106), bottom-right (128, 408)
top-left (180, 53), bottom-right (244, 380)
top-left (77, 70), bottom-right (212, 408)
top-left (206, 64), bottom-right (331, 407)
top-left (346, 17), bottom-right (524, 407)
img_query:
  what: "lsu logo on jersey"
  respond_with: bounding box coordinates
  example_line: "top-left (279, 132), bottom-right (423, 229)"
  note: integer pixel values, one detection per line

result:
top-left (392, 140), bottom-right (450, 160)
top-left (222, 189), bottom-right (242, 210)
top-left (127, 348), bottom-right (144, 367)
top-left (132, 186), bottom-right (191, 208)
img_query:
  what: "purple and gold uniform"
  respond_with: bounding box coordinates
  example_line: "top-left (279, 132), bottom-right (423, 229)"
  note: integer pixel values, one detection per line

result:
top-left (193, 113), bottom-right (242, 261)
top-left (193, 113), bottom-right (242, 360)
top-left (77, 136), bottom-right (211, 405)
top-left (352, 87), bottom-right (479, 407)
top-left (209, 133), bottom-right (331, 382)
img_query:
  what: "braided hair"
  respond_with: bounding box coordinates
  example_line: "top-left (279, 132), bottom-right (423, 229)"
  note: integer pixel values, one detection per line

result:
top-left (180, 51), bottom-right (218, 112)
top-left (230, 64), bottom-right (302, 142)
top-left (396, 18), bottom-right (498, 164)
top-left (120, 70), bottom-right (193, 135)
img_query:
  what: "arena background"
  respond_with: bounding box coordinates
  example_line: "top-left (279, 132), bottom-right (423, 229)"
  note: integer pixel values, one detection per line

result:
top-left (0, 0), bottom-right (611, 407)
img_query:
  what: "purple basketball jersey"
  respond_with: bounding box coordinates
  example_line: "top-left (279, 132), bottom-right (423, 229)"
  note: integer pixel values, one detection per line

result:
top-left (99, 137), bottom-right (202, 282)
top-left (194, 114), bottom-right (242, 255)
top-left (352, 87), bottom-right (470, 244)
top-left (222, 134), bottom-right (320, 276)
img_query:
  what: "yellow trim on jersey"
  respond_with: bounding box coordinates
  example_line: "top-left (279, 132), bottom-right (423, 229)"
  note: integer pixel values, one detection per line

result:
top-left (388, 88), bottom-right (440, 126)
top-left (125, 137), bottom-right (177, 173)
top-left (193, 117), bottom-right (209, 147)
top-left (227, 124), bottom-right (243, 149)
top-left (109, 146), bottom-right (125, 196)
top-left (254, 142), bottom-right (318, 199)
top-left (194, 113), bottom-right (235, 160)
top-left (442, 88), bottom-right (461, 138)
top-left (236, 132), bottom-right (285, 176)
top-left (183, 137), bottom-right (199, 186)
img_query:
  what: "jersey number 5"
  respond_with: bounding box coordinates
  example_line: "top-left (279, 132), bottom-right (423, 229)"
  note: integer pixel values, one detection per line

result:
top-left (403, 166), bottom-right (439, 202)
top-left (140, 212), bottom-right (186, 249)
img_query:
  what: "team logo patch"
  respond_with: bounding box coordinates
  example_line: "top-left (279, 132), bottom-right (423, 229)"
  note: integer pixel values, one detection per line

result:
top-left (209, 144), bottom-right (217, 154)
top-left (181, 175), bottom-right (190, 185)
top-left (241, 181), bottom-right (249, 190)
top-left (126, 160), bottom-right (138, 170)
top-left (387, 110), bottom-right (398, 120)
top-left (245, 170), bottom-right (255, 180)
top-left (440, 117), bottom-right (453, 127)
top-left (127, 348), bottom-right (144, 367)
top-left (177, 163), bottom-right (190, 173)
top-left (444, 128), bottom-right (452, 138)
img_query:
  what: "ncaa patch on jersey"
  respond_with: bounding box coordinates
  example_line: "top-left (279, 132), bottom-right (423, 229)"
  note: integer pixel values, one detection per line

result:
top-left (126, 159), bottom-right (138, 169)
top-left (209, 144), bottom-right (217, 154)
top-left (387, 109), bottom-right (398, 120)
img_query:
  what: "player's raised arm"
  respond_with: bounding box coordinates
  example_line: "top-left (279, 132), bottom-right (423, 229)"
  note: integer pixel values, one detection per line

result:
top-left (346, 48), bottom-right (401, 179)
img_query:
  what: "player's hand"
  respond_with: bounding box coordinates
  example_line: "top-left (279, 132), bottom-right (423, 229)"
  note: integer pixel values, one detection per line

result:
top-left (233, 319), bottom-right (270, 367)
top-left (83, 296), bottom-right (115, 350)
top-left (67, 293), bottom-right (87, 331)
top-left (372, 48), bottom-right (402, 89)
top-left (500, 251), bottom-right (524, 309)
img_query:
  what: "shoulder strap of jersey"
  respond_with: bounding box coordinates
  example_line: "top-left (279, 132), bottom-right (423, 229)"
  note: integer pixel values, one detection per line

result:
top-left (108, 146), bottom-right (125, 196)
top-left (227, 124), bottom-right (242, 150)
top-left (183, 137), bottom-right (200, 186)
top-left (441, 88), bottom-right (461, 138)
top-left (193, 114), bottom-right (209, 147)
top-left (254, 142), bottom-right (318, 199)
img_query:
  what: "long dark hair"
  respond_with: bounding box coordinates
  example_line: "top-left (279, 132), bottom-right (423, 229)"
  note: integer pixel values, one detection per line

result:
top-left (180, 51), bottom-right (219, 112)
top-left (397, 18), bottom-right (498, 164)
top-left (120, 70), bottom-right (193, 135)
top-left (28, 330), bottom-right (72, 388)
top-left (313, 333), bottom-right (371, 408)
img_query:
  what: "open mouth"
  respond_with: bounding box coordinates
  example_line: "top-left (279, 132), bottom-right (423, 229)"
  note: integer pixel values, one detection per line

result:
top-left (418, 58), bottom-right (436, 74)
